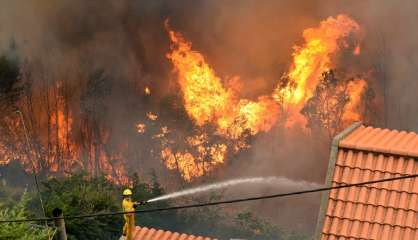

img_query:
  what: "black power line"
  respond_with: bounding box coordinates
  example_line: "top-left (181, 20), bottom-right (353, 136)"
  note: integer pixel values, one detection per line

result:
top-left (0, 173), bottom-right (417, 224)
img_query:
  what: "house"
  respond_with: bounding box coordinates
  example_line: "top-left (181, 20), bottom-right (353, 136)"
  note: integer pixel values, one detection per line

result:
top-left (131, 226), bottom-right (216, 240)
top-left (315, 122), bottom-right (418, 239)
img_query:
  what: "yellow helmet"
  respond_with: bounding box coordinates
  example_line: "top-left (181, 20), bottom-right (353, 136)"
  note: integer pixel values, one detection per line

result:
top-left (123, 189), bottom-right (132, 196)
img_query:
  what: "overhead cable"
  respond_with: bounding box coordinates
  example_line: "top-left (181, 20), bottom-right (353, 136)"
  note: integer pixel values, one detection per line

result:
top-left (0, 173), bottom-right (416, 224)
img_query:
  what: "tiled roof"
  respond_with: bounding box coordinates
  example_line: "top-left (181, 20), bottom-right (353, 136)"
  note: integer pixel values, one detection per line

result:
top-left (317, 124), bottom-right (418, 240)
top-left (339, 126), bottom-right (418, 157)
top-left (132, 226), bottom-right (216, 240)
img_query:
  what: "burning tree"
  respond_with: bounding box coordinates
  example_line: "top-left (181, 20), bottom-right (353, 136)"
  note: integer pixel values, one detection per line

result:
top-left (0, 54), bottom-right (25, 167)
top-left (80, 70), bottom-right (112, 176)
top-left (301, 70), bottom-right (367, 139)
top-left (271, 14), bottom-right (363, 129)
top-left (158, 15), bottom-right (370, 181)
top-left (0, 14), bottom-right (373, 184)
top-left (165, 20), bottom-right (279, 140)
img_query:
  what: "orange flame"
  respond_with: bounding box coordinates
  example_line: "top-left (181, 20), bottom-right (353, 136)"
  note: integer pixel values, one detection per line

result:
top-left (165, 21), bottom-right (279, 140)
top-left (217, 97), bottom-right (279, 139)
top-left (144, 87), bottom-right (151, 95)
top-left (48, 85), bottom-right (78, 172)
top-left (166, 24), bottom-right (232, 126)
top-left (273, 14), bottom-right (361, 105)
top-left (164, 21), bottom-right (281, 180)
top-left (342, 78), bottom-right (367, 123)
top-left (136, 123), bottom-right (146, 133)
top-left (0, 15), bottom-right (369, 184)
top-left (353, 45), bottom-right (361, 55)
top-left (161, 134), bottom-right (227, 181)
top-left (162, 15), bottom-right (367, 181)
top-left (146, 112), bottom-right (158, 121)
top-left (272, 14), bottom-right (364, 129)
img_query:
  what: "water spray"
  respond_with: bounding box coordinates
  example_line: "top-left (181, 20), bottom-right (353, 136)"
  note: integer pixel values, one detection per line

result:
top-left (146, 176), bottom-right (321, 203)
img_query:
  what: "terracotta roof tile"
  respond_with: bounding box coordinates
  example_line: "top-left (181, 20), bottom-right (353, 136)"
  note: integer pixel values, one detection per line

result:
top-left (319, 124), bottom-right (418, 240)
top-left (132, 226), bottom-right (216, 240)
top-left (339, 126), bottom-right (418, 158)
top-left (169, 233), bottom-right (180, 240)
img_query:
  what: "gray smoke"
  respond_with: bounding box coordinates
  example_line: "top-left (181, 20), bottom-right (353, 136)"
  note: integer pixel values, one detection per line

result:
top-left (0, 0), bottom-right (417, 235)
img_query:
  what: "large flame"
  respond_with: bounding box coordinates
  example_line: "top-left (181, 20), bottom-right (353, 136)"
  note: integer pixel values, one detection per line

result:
top-left (273, 15), bottom-right (361, 106)
top-left (0, 14), bottom-right (369, 184)
top-left (166, 21), bottom-right (279, 140)
top-left (342, 78), bottom-right (367, 123)
top-left (166, 26), bottom-right (232, 126)
top-left (162, 136), bottom-right (227, 181)
top-left (162, 15), bottom-right (367, 181)
top-left (164, 21), bottom-right (282, 179)
top-left (48, 88), bottom-right (77, 172)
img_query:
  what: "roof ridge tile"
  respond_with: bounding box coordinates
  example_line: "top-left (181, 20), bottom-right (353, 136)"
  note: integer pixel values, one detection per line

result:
top-left (358, 128), bottom-right (381, 151)
top-left (353, 127), bottom-right (375, 149)
top-left (339, 125), bottom-right (366, 147)
top-left (144, 228), bottom-right (157, 240)
top-left (407, 136), bottom-right (418, 157)
top-left (393, 132), bottom-right (416, 155)
top-left (132, 226), bottom-right (214, 240)
top-left (339, 125), bottom-right (418, 157)
top-left (386, 131), bottom-right (407, 152)
top-left (369, 128), bottom-right (390, 152)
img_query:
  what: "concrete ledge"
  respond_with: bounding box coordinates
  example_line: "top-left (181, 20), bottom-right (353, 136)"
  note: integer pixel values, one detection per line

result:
top-left (313, 122), bottom-right (362, 240)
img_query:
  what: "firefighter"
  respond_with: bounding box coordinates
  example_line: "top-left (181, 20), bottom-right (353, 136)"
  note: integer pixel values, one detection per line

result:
top-left (121, 189), bottom-right (146, 240)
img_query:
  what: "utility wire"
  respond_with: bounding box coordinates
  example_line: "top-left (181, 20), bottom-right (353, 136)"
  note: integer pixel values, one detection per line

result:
top-left (0, 173), bottom-right (417, 224)
top-left (15, 110), bottom-right (49, 235)
top-left (16, 110), bottom-right (47, 217)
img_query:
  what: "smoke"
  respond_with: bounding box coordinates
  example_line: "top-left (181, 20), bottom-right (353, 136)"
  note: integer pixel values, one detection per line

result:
top-left (0, 0), bottom-right (417, 235)
top-left (321, 0), bottom-right (418, 131)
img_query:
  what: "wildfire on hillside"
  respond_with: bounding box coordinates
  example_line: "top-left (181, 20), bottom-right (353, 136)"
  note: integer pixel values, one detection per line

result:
top-left (0, 14), bottom-right (370, 184)
top-left (160, 15), bottom-right (368, 180)
top-left (273, 15), bottom-right (366, 127)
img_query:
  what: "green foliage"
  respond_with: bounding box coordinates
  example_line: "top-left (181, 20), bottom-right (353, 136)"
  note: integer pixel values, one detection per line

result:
top-left (175, 207), bottom-right (287, 239)
top-left (0, 170), bottom-right (311, 240)
top-left (33, 173), bottom-right (122, 240)
top-left (126, 172), bottom-right (180, 231)
top-left (173, 203), bottom-right (227, 237)
top-left (282, 232), bottom-right (311, 240)
top-left (233, 211), bottom-right (283, 239)
top-left (0, 192), bottom-right (52, 240)
top-left (0, 161), bottom-right (35, 190)
top-left (301, 70), bottom-right (361, 138)
top-left (0, 179), bottom-right (28, 216)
